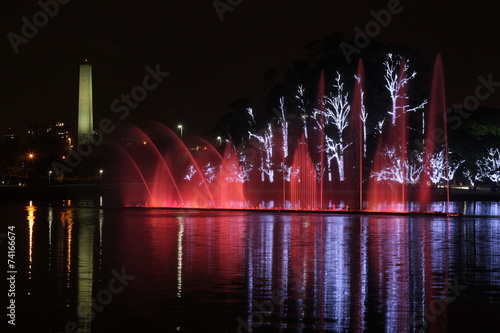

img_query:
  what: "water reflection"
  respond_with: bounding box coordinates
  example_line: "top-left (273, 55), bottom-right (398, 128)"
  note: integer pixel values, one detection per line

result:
top-left (26, 203), bottom-right (35, 294)
top-left (61, 210), bottom-right (73, 288)
top-left (177, 217), bottom-right (184, 298)
top-left (77, 211), bottom-right (95, 333)
top-left (20, 206), bottom-right (500, 332)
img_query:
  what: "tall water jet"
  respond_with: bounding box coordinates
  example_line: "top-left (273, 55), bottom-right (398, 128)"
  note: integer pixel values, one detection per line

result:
top-left (80, 53), bottom-right (456, 213)
top-left (368, 56), bottom-right (411, 212)
top-left (142, 121), bottom-right (217, 208)
top-left (114, 122), bottom-right (183, 207)
top-left (396, 58), bottom-right (409, 207)
top-left (419, 54), bottom-right (448, 211)
top-left (350, 59), bottom-right (366, 210)
top-left (289, 134), bottom-right (317, 210)
top-left (317, 70), bottom-right (326, 209)
top-left (188, 136), bottom-right (247, 208)
top-left (218, 142), bottom-right (248, 208)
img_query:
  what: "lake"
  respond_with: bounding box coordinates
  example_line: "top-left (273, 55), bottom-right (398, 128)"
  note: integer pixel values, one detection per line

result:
top-left (3, 201), bottom-right (500, 332)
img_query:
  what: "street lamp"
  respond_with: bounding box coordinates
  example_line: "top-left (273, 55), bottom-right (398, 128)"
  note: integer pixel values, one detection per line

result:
top-left (49, 170), bottom-right (52, 183)
top-left (217, 136), bottom-right (222, 146)
top-left (177, 125), bottom-right (183, 140)
top-left (99, 169), bottom-right (103, 182)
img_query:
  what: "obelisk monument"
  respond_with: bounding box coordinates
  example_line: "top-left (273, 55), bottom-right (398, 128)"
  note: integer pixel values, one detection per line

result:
top-left (78, 62), bottom-right (94, 144)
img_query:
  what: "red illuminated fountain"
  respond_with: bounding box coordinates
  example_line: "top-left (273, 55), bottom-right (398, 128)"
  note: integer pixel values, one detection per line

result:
top-left (419, 54), bottom-right (449, 212)
top-left (86, 54), bottom-right (455, 215)
top-left (367, 56), bottom-right (411, 212)
top-left (289, 134), bottom-right (317, 210)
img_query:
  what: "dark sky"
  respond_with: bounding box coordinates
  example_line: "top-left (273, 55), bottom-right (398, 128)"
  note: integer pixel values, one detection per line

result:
top-left (1, 0), bottom-right (499, 139)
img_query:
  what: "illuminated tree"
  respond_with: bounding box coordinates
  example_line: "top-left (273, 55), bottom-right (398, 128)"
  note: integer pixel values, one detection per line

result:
top-left (476, 148), bottom-right (500, 182)
top-left (462, 169), bottom-right (480, 185)
top-left (370, 148), bottom-right (423, 184)
top-left (278, 97), bottom-right (289, 159)
top-left (249, 124), bottom-right (275, 182)
top-left (237, 148), bottom-right (253, 183)
top-left (425, 150), bottom-right (464, 185)
top-left (384, 54), bottom-right (427, 125)
top-left (295, 85), bottom-right (310, 140)
top-left (354, 74), bottom-right (368, 157)
top-left (315, 72), bottom-right (351, 182)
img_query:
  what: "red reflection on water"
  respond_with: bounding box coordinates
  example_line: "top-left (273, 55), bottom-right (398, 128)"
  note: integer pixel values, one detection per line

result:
top-left (23, 206), bottom-right (500, 332)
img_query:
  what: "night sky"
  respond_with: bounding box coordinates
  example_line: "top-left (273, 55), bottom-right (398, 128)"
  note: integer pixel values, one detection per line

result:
top-left (1, 0), bottom-right (499, 139)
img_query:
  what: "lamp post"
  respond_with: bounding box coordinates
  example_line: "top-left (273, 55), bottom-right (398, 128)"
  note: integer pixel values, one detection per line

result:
top-left (49, 170), bottom-right (52, 183)
top-left (99, 169), bottom-right (103, 182)
top-left (177, 125), bottom-right (183, 140)
top-left (217, 136), bottom-right (222, 146)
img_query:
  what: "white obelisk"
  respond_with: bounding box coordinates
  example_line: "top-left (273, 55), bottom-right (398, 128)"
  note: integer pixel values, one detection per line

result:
top-left (78, 62), bottom-right (94, 144)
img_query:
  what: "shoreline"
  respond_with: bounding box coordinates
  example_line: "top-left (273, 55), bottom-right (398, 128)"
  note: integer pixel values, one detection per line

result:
top-left (1, 183), bottom-right (499, 204)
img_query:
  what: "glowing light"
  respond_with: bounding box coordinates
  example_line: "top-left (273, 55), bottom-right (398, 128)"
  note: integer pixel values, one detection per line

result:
top-left (177, 124), bottom-right (183, 139)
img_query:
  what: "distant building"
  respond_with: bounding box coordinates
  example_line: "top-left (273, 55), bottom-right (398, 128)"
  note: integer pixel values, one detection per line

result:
top-left (2, 127), bottom-right (18, 144)
top-left (47, 120), bottom-right (71, 139)
top-left (27, 122), bottom-right (39, 142)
